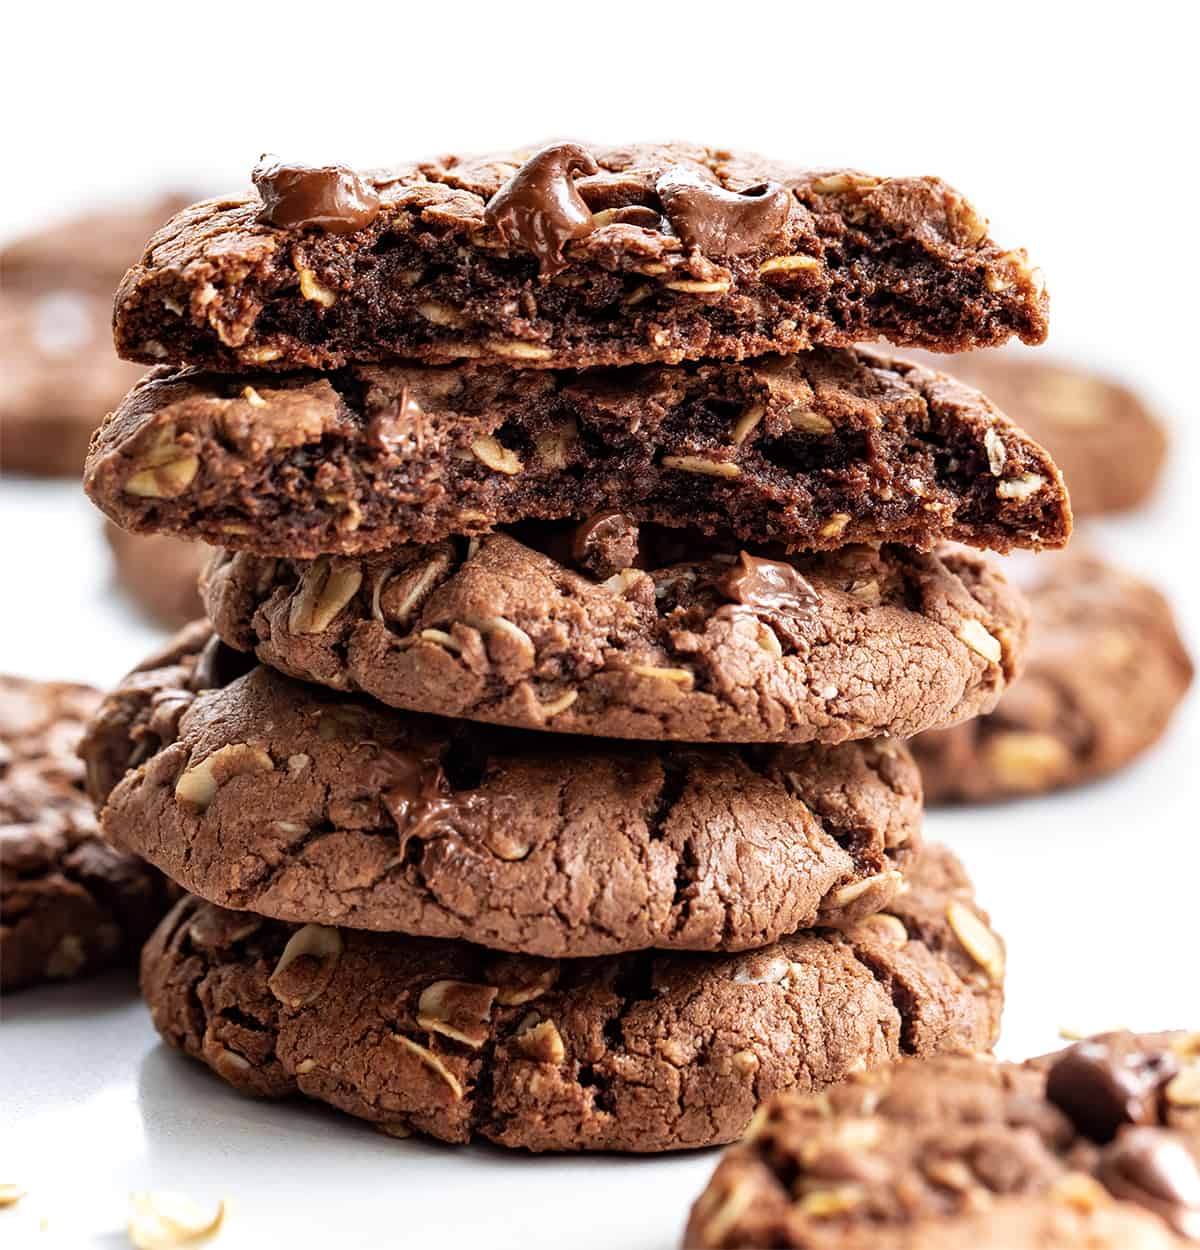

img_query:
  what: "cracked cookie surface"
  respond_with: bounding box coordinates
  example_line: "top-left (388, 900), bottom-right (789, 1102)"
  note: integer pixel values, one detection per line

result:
top-left (0, 674), bottom-right (175, 991)
top-left (204, 528), bottom-right (1029, 744)
top-left (684, 1030), bottom-right (1200, 1247)
top-left (85, 348), bottom-right (1070, 558)
top-left (140, 842), bottom-right (1002, 1153)
top-left (112, 143), bottom-right (1047, 375)
top-left (83, 624), bottom-right (923, 954)
top-left (914, 552), bottom-right (1192, 802)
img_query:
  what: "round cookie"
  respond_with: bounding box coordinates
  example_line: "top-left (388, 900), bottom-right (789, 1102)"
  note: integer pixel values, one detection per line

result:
top-left (84, 624), bottom-right (922, 956)
top-left (0, 674), bottom-right (175, 991)
top-left (904, 347), bottom-right (1167, 516)
top-left (914, 552), bottom-right (1192, 802)
top-left (204, 527), bottom-right (1029, 745)
top-left (684, 1030), bottom-right (1200, 1247)
top-left (140, 842), bottom-right (1003, 1154)
top-left (105, 522), bottom-right (209, 629)
top-left (1, 196), bottom-right (192, 478)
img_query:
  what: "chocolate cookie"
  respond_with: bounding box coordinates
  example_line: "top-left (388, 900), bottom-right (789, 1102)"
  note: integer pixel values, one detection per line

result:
top-left (140, 842), bottom-right (1002, 1153)
top-left (914, 552), bottom-right (1192, 802)
top-left (84, 347), bottom-right (1070, 559)
top-left (1, 196), bottom-right (191, 477)
top-left (904, 348), bottom-right (1167, 516)
top-left (204, 530), bottom-right (1028, 744)
top-left (105, 523), bottom-right (209, 629)
top-left (0, 675), bottom-right (174, 991)
top-left (684, 1030), bottom-right (1200, 1247)
top-left (84, 624), bottom-right (922, 954)
top-left (113, 143), bottom-right (1046, 376)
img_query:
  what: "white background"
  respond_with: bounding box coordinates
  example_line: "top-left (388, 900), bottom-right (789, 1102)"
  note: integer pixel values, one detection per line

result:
top-left (2, 3), bottom-right (1198, 1246)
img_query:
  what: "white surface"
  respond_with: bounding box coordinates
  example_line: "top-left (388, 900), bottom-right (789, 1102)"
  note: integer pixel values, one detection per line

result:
top-left (2, 3), bottom-right (1199, 1246)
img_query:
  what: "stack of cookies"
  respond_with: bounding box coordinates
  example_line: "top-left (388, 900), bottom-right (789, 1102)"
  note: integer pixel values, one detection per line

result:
top-left (80, 142), bottom-right (1071, 1151)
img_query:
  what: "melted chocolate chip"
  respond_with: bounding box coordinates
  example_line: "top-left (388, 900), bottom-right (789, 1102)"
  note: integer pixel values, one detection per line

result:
top-left (1097, 1126), bottom-right (1200, 1240)
top-left (603, 205), bottom-right (666, 231)
top-left (252, 156), bottom-right (381, 234)
top-left (367, 386), bottom-right (424, 454)
top-left (364, 744), bottom-right (489, 849)
top-left (717, 553), bottom-right (820, 617)
top-left (1047, 1037), bottom-right (1180, 1144)
top-left (190, 635), bottom-right (256, 692)
top-left (483, 143), bottom-right (600, 276)
top-left (655, 166), bottom-right (792, 258)
top-left (570, 511), bottom-right (639, 580)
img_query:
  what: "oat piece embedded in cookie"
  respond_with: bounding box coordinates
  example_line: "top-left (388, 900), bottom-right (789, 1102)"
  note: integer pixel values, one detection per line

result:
top-left (914, 551), bottom-right (1192, 802)
top-left (902, 347), bottom-right (1167, 516)
top-left (683, 1030), bottom-right (1200, 1248)
top-left (1, 196), bottom-right (191, 477)
top-left (204, 528), bottom-right (1028, 744)
top-left (83, 623), bottom-right (923, 953)
top-left (104, 522), bottom-right (209, 629)
top-left (112, 143), bottom-right (1047, 374)
top-left (0, 675), bottom-right (175, 991)
top-left (84, 347), bottom-right (1070, 558)
top-left (140, 842), bottom-right (1002, 1153)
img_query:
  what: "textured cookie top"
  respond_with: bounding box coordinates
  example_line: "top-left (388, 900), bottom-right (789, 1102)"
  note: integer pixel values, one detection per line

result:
top-left (84, 347), bottom-right (1070, 558)
top-left (685, 1030), bottom-right (1200, 1248)
top-left (915, 551), bottom-right (1193, 802)
top-left (0, 674), bottom-right (172, 990)
top-left (904, 348), bottom-right (1167, 517)
top-left (204, 529), bottom-right (1028, 744)
top-left (82, 624), bottom-right (925, 955)
top-left (140, 841), bottom-right (1003, 1153)
top-left (112, 143), bottom-right (1048, 373)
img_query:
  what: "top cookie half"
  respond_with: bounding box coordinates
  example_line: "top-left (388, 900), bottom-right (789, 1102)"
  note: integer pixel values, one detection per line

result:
top-left (112, 142), bottom-right (1048, 374)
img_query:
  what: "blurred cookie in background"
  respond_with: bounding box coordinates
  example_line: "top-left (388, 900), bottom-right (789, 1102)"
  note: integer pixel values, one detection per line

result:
top-left (0, 674), bottom-right (175, 992)
top-left (914, 551), bottom-right (1192, 803)
top-left (1, 195), bottom-right (192, 477)
top-left (105, 522), bottom-right (209, 629)
top-left (900, 348), bottom-right (1167, 516)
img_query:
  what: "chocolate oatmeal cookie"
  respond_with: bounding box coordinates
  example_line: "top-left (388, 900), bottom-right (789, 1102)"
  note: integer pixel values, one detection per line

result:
top-left (0, 675), bottom-right (174, 991)
top-left (83, 624), bottom-right (923, 954)
top-left (112, 144), bottom-right (1047, 375)
top-left (903, 348), bottom-right (1167, 516)
top-left (105, 523), bottom-right (209, 629)
top-left (1, 196), bottom-right (191, 477)
top-left (140, 843), bottom-right (1002, 1153)
top-left (684, 1030), bottom-right (1200, 1247)
top-left (84, 347), bottom-right (1070, 558)
top-left (914, 552), bottom-right (1192, 802)
top-left (204, 530), bottom-right (1028, 744)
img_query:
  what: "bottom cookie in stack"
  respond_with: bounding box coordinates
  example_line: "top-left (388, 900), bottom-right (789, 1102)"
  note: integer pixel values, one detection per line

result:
top-left (0, 674), bottom-right (175, 991)
top-left (140, 842), bottom-right (998, 1153)
top-left (84, 625), bottom-right (1004, 1152)
top-left (914, 552), bottom-right (1193, 802)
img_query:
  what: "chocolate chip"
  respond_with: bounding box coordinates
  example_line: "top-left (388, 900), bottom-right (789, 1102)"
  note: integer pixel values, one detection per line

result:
top-left (716, 552), bottom-right (820, 618)
top-left (483, 143), bottom-right (600, 276)
top-left (252, 156), bottom-right (381, 234)
top-left (1046, 1037), bottom-right (1180, 1143)
top-left (367, 386), bottom-right (424, 454)
top-left (570, 511), bottom-right (639, 579)
top-left (1097, 1126), bottom-right (1200, 1239)
top-left (655, 167), bottom-right (792, 258)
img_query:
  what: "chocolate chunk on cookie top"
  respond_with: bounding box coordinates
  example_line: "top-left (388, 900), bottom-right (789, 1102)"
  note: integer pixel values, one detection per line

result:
top-left (915, 552), bottom-right (1192, 802)
top-left (204, 532), bottom-right (1028, 744)
top-left (83, 624), bottom-right (924, 954)
top-left (112, 143), bottom-right (1047, 374)
top-left (84, 347), bottom-right (1070, 558)
top-left (139, 843), bottom-right (1002, 1153)
top-left (684, 1030), bottom-right (1200, 1248)
top-left (0, 675), bottom-right (174, 991)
